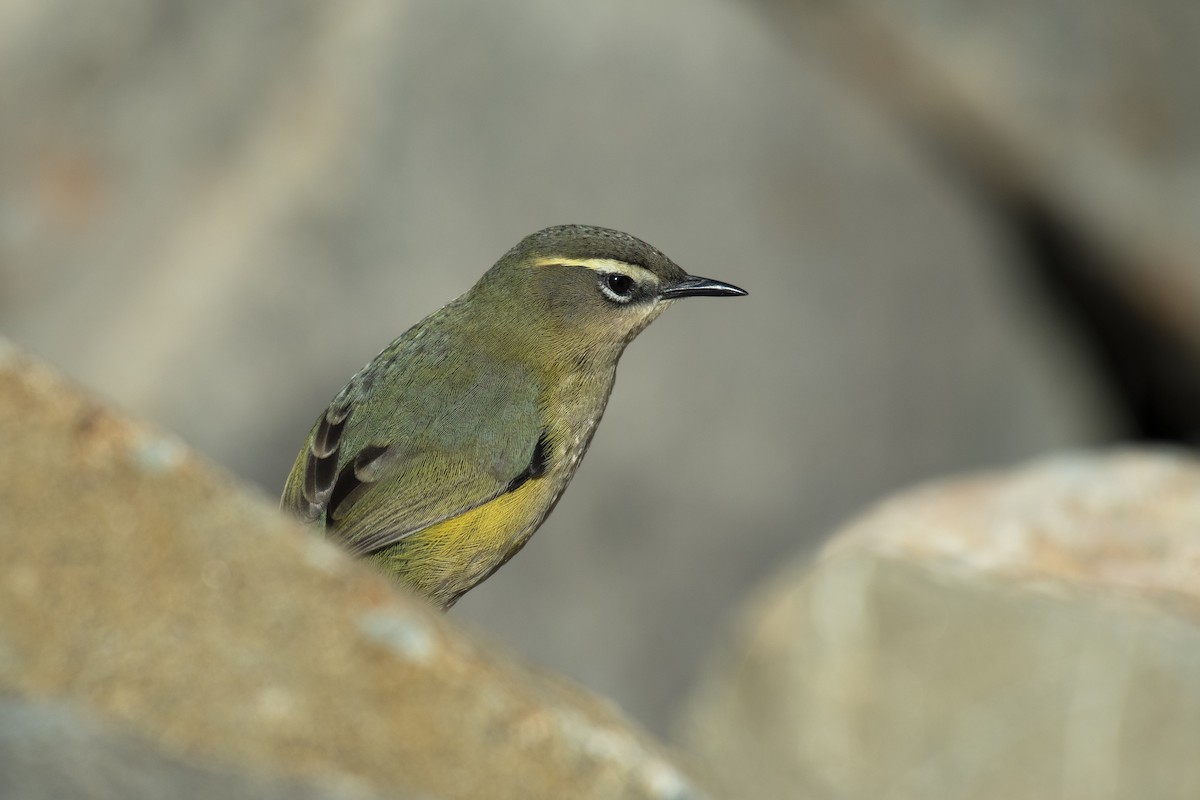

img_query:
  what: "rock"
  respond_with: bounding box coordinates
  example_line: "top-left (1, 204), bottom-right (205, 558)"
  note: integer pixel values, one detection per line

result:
top-left (0, 697), bottom-right (390, 800)
top-left (0, 340), bottom-right (705, 800)
top-left (681, 450), bottom-right (1200, 800)
top-left (754, 0), bottom-right (1200, 359)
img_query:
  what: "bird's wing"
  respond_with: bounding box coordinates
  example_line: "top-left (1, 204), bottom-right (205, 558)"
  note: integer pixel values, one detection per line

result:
top-left (281, 340), bottom-right (546, 557)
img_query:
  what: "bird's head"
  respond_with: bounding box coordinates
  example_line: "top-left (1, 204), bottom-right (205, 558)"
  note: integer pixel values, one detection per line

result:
top-left (481, 225), bottom-right (746, 364)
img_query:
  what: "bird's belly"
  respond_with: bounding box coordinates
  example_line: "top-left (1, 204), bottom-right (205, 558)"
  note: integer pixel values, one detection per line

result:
top-left (370, 473), bottom-right (563, 608)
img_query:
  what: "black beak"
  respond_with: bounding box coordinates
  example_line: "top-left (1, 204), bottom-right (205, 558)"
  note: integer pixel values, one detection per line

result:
top-left (659, 275), bottom-right (748, 299)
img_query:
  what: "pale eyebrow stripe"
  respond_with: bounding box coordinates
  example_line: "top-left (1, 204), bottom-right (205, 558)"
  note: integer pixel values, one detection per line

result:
top-left (531, 257), bottom-right (657, 284)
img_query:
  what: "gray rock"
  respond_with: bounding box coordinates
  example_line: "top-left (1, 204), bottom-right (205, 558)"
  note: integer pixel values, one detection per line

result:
top-left (681, 450), bottom-right (1200, 800)
top-left (754, 0), bottom-right (1200, 353)
top-left (0, 698), bottom-right (397, 800)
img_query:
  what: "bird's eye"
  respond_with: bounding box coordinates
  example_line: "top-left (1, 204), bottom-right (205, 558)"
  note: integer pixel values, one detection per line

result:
top-left (600, 273), bottom-right (635, 303)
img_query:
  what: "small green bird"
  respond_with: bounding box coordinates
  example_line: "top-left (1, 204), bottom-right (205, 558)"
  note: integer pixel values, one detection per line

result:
top-left (281, 225), bottom-right (746, 609)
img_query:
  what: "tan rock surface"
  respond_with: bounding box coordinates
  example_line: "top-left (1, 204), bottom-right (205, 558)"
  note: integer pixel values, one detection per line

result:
top-left (0, 339), bottom-right (704, 800)
top-left (682, 450), bottom-right (1200, 800)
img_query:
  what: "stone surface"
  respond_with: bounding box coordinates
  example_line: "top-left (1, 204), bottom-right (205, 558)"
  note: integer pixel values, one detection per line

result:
top-left (759, 0), bottom-right (1200, 354)
top-left (681, 450), bottom-right (1200, 800)
top-left (0, 697), bottom-right (390, 800)
top-left (0, 0), bottom-right (1107, 734)
top-left (0, 341), bottom-right (705, 800)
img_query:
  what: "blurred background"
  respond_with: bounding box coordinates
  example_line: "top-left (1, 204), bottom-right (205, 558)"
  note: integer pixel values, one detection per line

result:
top-left (2, 0), bottom-right (1198, 738)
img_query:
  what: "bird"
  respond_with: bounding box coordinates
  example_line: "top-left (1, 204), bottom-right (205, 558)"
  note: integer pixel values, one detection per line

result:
top-left (281, 224), bottom-right (746, 609)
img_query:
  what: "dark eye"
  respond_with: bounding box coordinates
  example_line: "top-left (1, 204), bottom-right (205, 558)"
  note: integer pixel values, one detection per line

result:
top-left (600, 273), bottom-right (635, 302)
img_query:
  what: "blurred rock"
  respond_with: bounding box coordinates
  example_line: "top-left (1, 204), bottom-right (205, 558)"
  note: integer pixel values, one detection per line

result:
top-left (0, 697), bottom-right (389, 800)
top-left (767, 0), bottom-right (1200, 278)
top-left (681, 450), bottom-right (1200, 800)
top-left (757, 0), bottom-right (1200, 399)
top-left (0, 340), bottom-right (706, 800)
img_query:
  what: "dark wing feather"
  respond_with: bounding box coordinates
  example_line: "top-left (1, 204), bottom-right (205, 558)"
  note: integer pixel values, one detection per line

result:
top-left (282, 399), bottom-right (352, 523)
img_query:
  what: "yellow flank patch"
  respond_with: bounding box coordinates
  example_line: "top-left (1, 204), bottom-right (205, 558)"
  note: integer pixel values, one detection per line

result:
top-left (421, 480), bottom-right (543, 552)
top-left (531, 256), bottom-right (657, 285)
top-left (373, 474), bottom-right (555, 600)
